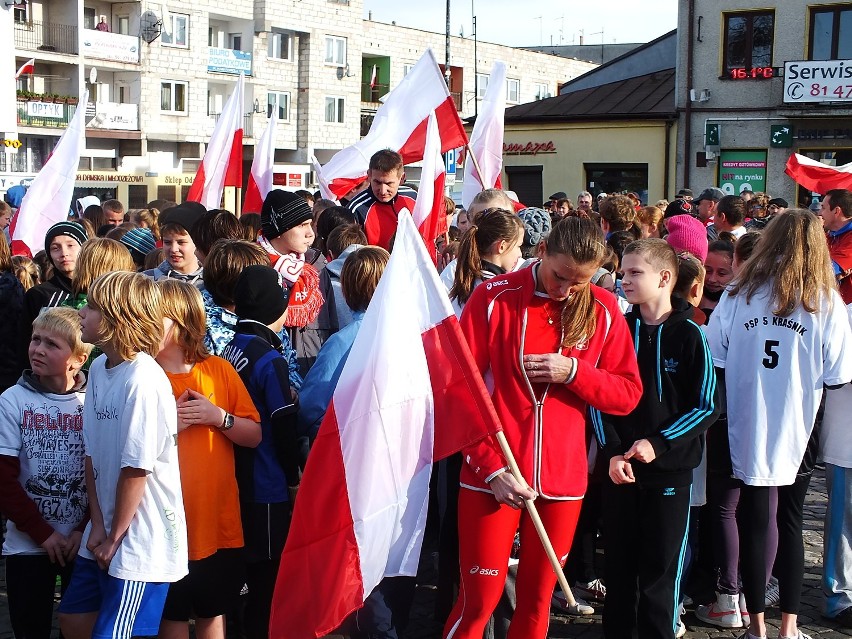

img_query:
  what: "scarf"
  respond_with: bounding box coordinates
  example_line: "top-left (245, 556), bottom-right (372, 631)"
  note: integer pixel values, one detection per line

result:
top-left (258, 235), bottom-right (324, 328)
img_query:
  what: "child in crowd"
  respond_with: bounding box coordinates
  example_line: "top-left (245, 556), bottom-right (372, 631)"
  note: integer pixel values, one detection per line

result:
top-left (707, 210), bottom-right (852, 639)
top-left (321, 223), bottom-right (367, 329)
top-left (637, 206), bottom-right (665, 239)
top-left (11, 255), bottom-right (41, 290)
top-left (155, 279), bottom-right (261, 639)
top-left (190, 209), bottom-right (244, 264)
top-left (143, 202), bottom-right (206, 287)
top-left (597, 238), bottom-right (719, 639)
top-left (118, 227), bottom-right (157, 271)
top-left (58, 271), bottom-right (188, 639)
top-left (700, 240), bottom-right (735, 318)
top-left (222, 265), bottom-right (300, 639)
top-left (0, 308), bottom-right (92, 639)
top-left (599, 195), bottom-right (640, 240)
top-left (673, 252), bottom-right (706, 325)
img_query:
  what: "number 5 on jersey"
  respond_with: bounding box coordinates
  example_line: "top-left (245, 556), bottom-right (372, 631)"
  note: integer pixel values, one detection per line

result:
top-left (763, 340), bottom-right (780, 369)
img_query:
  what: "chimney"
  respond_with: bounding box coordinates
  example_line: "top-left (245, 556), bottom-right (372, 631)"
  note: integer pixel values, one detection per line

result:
top-left (579, 34), bottom-right (584, 45)
top-left (368, 10), bottom-right (372, 20)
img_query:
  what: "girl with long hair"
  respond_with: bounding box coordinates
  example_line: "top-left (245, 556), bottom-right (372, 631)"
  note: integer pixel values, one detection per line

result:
top-left (707, 209), bottom-right (852, 639)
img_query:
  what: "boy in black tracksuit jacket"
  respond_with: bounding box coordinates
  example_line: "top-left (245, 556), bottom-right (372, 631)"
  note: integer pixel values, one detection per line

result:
top-left (592, 239), bottom-right (719, 639)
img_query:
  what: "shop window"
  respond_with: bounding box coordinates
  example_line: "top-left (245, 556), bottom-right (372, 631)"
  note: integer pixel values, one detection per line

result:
top-left (505, 165), bottom-right (543, 208)
top-left (128, 185), bottom-right (147, 209)
top-left (722, 11), bottom-right (774, 74)
top-left (809, 6), bottom-right (852, 61)
top-left (158, 185), bottom-right (177, 202)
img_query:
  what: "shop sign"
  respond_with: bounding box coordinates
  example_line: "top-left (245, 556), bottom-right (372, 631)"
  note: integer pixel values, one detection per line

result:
top-left (76, 173), bottom-right (144, 183)
top-left (26, 101), bottom-right (63, 119)
top-left (81, 29), bottom-right (140, 64)
top-left (87, 103), bottom-right (138, 131)
top-left (784, 60), bottom-right (852, 103)
top-left (207, 48), bottom-right (252, 75)
top-left (503, 141), bottom-right (556, 155)
top-left (0, 174), bottom-right (35, 190)
top-left (718, 150), bottom-right (767, 195)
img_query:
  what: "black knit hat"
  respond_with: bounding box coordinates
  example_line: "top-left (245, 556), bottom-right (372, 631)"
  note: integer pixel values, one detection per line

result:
top-left (664, 199), bottom-right (696, 219)
top-left (234, 265), bottom-right (290, 325)
top-left (261, 190), bottom-right (313, 240)
top-left (44, 221), bottom-right (87, 253)
top-left (160, 201), bottom-right (206, 233)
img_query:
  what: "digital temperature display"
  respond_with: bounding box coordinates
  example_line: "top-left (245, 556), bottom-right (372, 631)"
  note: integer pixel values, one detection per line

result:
top-left (729, 67), bottom-right (775, 80)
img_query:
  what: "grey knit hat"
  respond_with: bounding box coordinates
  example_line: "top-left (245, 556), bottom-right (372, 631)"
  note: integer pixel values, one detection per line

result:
top-left (517, 207), bottom-right (552, 247)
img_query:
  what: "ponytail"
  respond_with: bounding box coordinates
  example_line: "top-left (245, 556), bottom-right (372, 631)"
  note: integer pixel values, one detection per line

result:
top-left (450, 225), bottom-right (483, 304)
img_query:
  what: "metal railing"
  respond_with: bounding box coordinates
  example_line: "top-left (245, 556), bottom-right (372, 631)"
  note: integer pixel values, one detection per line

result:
top-left (0, 152), bottom-right (31, 173)
top-left (361, 83), bottom-right (389, 103)
top-left (17, 101), bottom-right (77, 128)
top-left (14, 20), bottom-right (78, 55)
top-left (211, 112), bottom-right (254, 138)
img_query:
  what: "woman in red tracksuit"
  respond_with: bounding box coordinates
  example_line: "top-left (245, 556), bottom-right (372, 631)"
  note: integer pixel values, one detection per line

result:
top-left (443, 216), bottom-right (642, 639)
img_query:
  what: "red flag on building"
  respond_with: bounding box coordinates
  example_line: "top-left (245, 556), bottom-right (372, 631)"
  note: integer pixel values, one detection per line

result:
top-left (785, 153), bottom-right (852, 194)
top-left (15, 58), bottom-right (35, 79)
top-left (268, 210), bottom-right (502, 639)
top-left (370, 64), bottom-right (378, 89)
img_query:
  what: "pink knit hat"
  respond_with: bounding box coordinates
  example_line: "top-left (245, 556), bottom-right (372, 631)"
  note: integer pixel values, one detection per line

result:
top-left (666, 215), bottom-right (708, 263)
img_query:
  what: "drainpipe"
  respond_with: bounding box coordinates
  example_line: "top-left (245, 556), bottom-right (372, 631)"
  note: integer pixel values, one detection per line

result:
top-left (683, 0), bottom-right (695, 189)
top-left (664, 118), bottom-right (674, 198)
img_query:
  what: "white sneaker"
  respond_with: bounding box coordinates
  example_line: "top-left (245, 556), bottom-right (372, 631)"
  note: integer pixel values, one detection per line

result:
top-left (695, 592), bottom-right (743, 628)
top-left (739, 592), bottom-right (750, 627)
top-left (573, 578), bottom-right (606, 602)
top-left (765, 576), bottom-right (780, 607)
top-left (551, 591), bottom-right (595, 615)
top-left (676, 619), bottom-right (687, 638)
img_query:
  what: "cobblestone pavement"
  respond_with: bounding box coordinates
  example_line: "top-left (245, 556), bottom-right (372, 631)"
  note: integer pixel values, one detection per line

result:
top-left (1, 471), bottom-right (851, 639)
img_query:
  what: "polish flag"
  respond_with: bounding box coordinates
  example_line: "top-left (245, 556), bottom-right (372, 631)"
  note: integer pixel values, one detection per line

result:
top-left (462, 61), bottom-right (507, 209)
top-left (243, 106), bottom-right (277, 214)
top-left (409, 111), bottom-right (446, 264)
top-left (320, 48), bottom-right (468, 198)
top-left (785, 153), bottom-right (852, 194)
top-left (311, 155), bottom-right (337, 203)
top-left (15, 58), bottom-right (35, 79)
top-left (269, 210), bottom-right (502, 639)
top-left (186, 73), bottom-right (244, 209)
top-left (10, 90), bottom-right (89, 257)
top-left (370, 64), bottom-right (378, 89)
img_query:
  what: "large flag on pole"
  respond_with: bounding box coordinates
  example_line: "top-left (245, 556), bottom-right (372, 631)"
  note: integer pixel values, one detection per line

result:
top-left (186, 73), bottom-right (244, 209)
top-left (462, 61), bottom-right (507, 209)
top-left (243, 106), bottom-right (277, 214)
top-left (15, 58), bottom-right (35, 79)
top-left (269, 211), bottom-right (503, 639)
top-left (10, 90), bottom-right (89, 257)
top-left (785, 153), bottom-right (852, 194)
top-left (320, 49), bottom-right (468, 198)
top-left (410, 111), bottom-right (446, 264)
top-left (311, 155), bottom-right (337, 203)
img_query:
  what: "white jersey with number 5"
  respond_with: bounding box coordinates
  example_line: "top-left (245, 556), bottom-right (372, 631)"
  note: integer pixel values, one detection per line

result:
top-left (707, 285), bottom-right (852, 486)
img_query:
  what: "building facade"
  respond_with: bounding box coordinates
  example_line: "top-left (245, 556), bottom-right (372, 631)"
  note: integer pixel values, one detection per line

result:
top-left (4, 0), bottom-right (595, 206)
top-left (675, 1), bottom-right (852, 205)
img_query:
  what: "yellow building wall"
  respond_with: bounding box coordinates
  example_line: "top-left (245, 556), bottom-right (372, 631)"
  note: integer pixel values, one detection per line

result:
top-left (501, 120), bottom-right (679, 205)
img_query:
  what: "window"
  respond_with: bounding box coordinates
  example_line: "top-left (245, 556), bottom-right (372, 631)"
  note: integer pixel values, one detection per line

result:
top-left (403, 63), bottom-right (414, 77)
top-left (324, 96), bottom-right (344, 123)
top-left (117, 16), bottom-right (130, 35)
top-left (723, 11), bottom-right (774, 73)
top-left (324, 36), bottom-right (346, 66)
top-left (809, 6), bottom-right (852, 61)
top-left (229, 33), bottom-right (243, 51)
top-left (476, 73), bottom-right (489, 99)
top-left (83, 7), bottom-right (96, 30)
top-left (506, 78), bottom-right (520, 103)
top-left (208, 27), bottom-right (223, 47)
top-left (534, 82), bottom-right (550, 100)
top-left (13, 2), bottom-right (28, 23)
top-left (268, 91), bottom-right (291, 121)
top-left (161, 81), bottom-right (188, 113)
top-left (162, 13), bottom-right (189, 48)
top-left (269, 30), bottom-right (293, 60)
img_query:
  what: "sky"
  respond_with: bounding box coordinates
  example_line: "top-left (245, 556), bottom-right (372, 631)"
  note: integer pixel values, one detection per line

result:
top-left (362, 0), bottom-right (678, 48)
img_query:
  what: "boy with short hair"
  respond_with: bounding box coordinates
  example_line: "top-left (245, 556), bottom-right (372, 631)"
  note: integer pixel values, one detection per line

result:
top-left (143, 202), bottom-right (205, 288)
top-left (0, 307), bottom-right (92, 639)
top-left (594, 238), bottom-right (719, 639)
top-left (58, 271), bottom-right (188, 639)
top-left (322, 223), bottom-right (367, 329)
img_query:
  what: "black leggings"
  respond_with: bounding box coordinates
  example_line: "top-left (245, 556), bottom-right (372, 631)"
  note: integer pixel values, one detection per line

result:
top-left (738, 473), bottom-right (811, 615)
top-left (5, 553), bottom-right (74, 639)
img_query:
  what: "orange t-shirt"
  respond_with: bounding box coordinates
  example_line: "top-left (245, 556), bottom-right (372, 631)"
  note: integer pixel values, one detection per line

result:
top-left (165, 356), bottom-right (260, 561)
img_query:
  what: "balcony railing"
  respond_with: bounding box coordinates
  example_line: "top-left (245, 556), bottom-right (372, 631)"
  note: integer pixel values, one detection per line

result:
top-left (211, 112), bottom-right (254, 138)
top-left (0, 152), bottom-right (31, 173)
top-left (361, 83), bottom-right (389, 103)
top-left (15, 20), bottom-right (78, 55)
top-left (17, 100), bottom-right (77, 128)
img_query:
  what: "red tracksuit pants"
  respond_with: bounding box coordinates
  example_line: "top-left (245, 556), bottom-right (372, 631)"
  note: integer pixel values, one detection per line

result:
top-left (443, 487), bottom-right (582, 639)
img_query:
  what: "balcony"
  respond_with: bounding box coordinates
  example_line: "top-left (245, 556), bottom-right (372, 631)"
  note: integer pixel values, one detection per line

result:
top-left (17, 98), bottom-right (77, 128)
top-left (361, 83), bottom-right (389, 103)
top-left (81, 29), bottom-right (140, 64)
top-left (207, 47), bottom-right (252, 76)
top-left (15, 20), bottom-right (78, 55)
top-left (211, 112), bottom-right (254, 138)
top-left (86, 102), bottom-right (139, 131)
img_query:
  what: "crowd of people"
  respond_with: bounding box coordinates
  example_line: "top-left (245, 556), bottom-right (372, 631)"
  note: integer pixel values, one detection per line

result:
top-left (0, 151), bottom-right (851, 639)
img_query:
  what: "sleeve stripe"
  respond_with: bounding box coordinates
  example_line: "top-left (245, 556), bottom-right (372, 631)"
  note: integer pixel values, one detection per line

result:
top-left (590, 407), bottom-right (605, 447)
top-left (660, 328), bottom-right (716, 439)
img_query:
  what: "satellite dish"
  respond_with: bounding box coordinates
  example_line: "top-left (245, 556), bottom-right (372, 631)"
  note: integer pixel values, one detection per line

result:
top-left (89, 67), bottom-right (97, 84)
top-left (140, 10), bottom-right (163, 44)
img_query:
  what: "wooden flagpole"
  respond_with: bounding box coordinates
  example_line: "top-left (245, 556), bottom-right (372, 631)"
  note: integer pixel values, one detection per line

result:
top-left (494, 430), bottom-right (578, 608)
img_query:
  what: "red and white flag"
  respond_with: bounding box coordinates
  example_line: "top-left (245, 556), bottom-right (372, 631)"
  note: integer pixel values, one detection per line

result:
top-left (785, 153), bottom-right (852, 194)
top-left (269, 210), bottom-right (502, 639)
top-left (15, 58), bottom-right (35, 79)
top-left (370, 64), bottom-right (378, 89)
top-left (243, 105), bottom-right (276, 214)
top-left (409, 111), bottom-right (446, 264)
top-left (320, 48), bottom-right (468, 198)
top-left (186, 73), bottom-right (244, 209)
top-left (10, 90), bottom-right (89, 257)
top-left (311, 155), bottom-right (337, 203)
top-left (462, 61), bottom-right (506, 209)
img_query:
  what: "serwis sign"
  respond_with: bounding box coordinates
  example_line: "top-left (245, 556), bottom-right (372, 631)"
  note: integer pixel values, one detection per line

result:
top-left (784, 60), bottom-right (852, 103)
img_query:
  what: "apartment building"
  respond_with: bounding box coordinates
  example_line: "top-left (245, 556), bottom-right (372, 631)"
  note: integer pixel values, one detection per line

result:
top-left (5, 0), bottom-right (595, 205)
top-left (676, 1), bottom-right (852, 204)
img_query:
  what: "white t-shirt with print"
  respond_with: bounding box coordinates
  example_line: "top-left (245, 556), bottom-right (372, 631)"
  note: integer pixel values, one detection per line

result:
top-left (707, 285), bottom-right (852, 486)
top-left (821, 303), bottom-right (852, 469)
top-left (0, 377), bottom-right (87, 555)
top-left (80, 353), bottom-right (188, 582)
